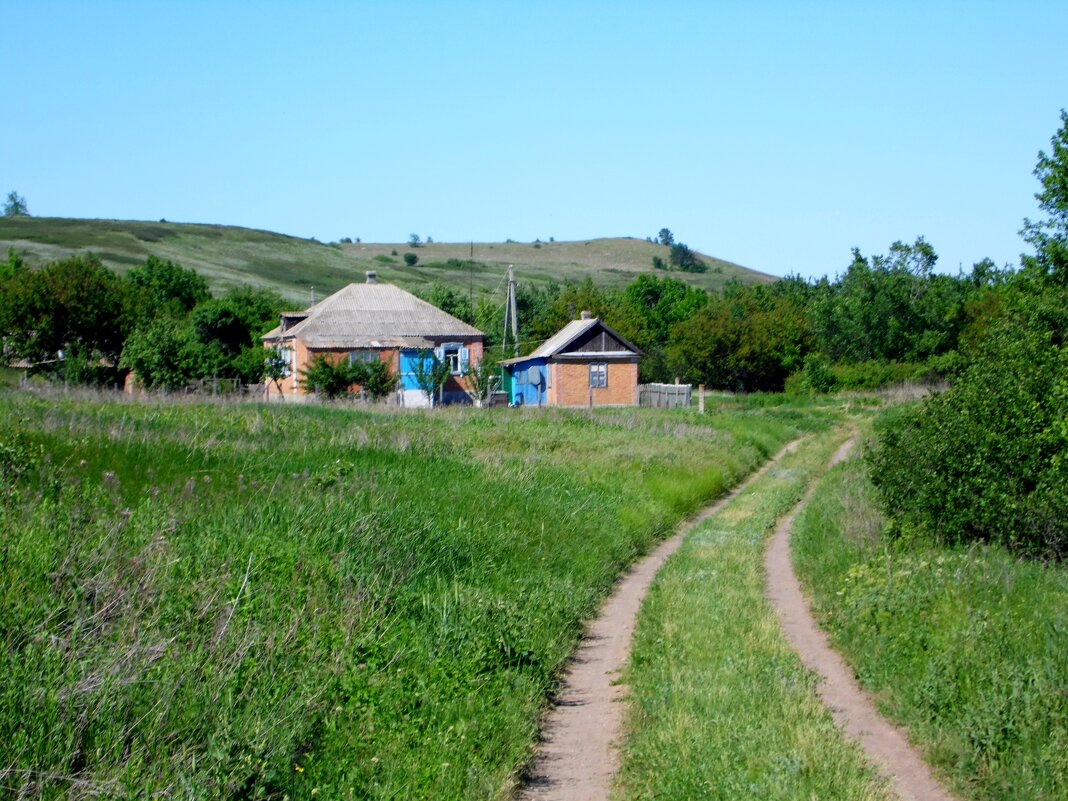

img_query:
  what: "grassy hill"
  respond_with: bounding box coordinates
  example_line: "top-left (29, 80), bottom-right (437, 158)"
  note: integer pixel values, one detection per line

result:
top-left (0, 217), bottom-right (776, 302)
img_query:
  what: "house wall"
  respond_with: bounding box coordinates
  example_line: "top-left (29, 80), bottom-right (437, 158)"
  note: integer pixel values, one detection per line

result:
top-left (508, 358), bottom-right (550, 406)
top-left (267, 339), bottom-right (483, 403)
top-left (554, 360), bottom-right (639, 407)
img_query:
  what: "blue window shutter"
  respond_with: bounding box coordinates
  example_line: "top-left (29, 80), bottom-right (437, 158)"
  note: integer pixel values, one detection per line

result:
top-left (459, 347), bottom-right (470, 374)
top-left (433, 346), bottom-right (444, 362)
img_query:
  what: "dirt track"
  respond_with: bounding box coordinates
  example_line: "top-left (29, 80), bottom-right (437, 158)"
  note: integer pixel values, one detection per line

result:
top-left (520, 433), bottom-right (960, 801)
top-left (518, 438), bottom-right (803, 801)
top-left (764, 437), bottom-right (958, 801)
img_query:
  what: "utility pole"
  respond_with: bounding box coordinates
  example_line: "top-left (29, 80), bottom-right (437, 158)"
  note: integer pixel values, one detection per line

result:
top-left (503, 266), bottom-right (519, 358)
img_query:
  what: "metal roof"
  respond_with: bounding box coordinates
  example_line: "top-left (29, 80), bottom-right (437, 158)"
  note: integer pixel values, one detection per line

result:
top-left (262, 283), bottom-right (483, 348)
top-left (499, 317), bottom-right (641, 365)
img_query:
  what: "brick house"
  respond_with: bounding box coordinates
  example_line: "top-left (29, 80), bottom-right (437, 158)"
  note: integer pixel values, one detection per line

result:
top-left (499, 312), bottom-right (641, 407)
top-left (261, 272), bottom-right (484, 405)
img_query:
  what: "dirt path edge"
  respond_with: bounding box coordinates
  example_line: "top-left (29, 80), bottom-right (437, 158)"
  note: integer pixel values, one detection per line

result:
top-left (517, 437), bottom-right (805, 801)
top-left (764, 436), bottom-right (959, 801)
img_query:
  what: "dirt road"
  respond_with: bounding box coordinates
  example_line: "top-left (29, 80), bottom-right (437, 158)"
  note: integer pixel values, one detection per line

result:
top-left (764, 437), bottom-right (958, 801)
top-left (518, 438), bottom-right (803, 801)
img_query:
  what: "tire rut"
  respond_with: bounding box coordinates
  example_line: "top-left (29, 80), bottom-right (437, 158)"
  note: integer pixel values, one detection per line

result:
top-left (764, 436), bottom-right (959, 801)
top-left (518, 437), bottom-right (804, 801)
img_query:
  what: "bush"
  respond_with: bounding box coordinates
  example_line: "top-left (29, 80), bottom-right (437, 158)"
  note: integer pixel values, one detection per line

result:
top-left (300, 354), bottom-right (399, 400)
top-left (403, 252), bottom-right (418, 266)
top-left (867, 290), bottom-right (1068, 557)
top-left (800, 353), bottom-right (835, 393)
top-left (830, 360), bottom-right (927, 390)
top-left (373, 254), bottom-right (394, 264)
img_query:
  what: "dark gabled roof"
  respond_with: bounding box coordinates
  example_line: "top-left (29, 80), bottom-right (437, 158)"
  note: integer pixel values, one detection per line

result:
top-left (499, 317), bottom-right (641, 365)
top-left (262, 283), bottom-right (483, 348)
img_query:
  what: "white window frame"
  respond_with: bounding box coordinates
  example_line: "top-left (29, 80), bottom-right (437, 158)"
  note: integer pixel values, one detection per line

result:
top-left (277, 346), bottom-right (294, 378)
top-left (590, 362), bottom-right (607, 388)
top-left (437, 342), bottom-right (469, 376)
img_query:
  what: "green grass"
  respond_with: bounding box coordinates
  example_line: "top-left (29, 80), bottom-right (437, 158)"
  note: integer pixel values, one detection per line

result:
top-left (618, 423), bottom-right (893, 801)
top-left (0, 217), bottom-right (775, 303)
top-left (0, 390), bottom-right (826, 799)
top-left (791, 442), bottom-right (1068, 801)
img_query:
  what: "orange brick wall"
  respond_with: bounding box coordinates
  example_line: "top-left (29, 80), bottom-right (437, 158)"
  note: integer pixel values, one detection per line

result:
top-left (266, 340), bottom-right (485, 400)
top-left (552, 360), bottom-right (638, 407)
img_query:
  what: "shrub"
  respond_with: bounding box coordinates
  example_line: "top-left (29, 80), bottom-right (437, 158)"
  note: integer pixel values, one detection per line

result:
top-left (800, 353), bottom-right (835, 393)
top-left (867, 289), bottom-right (1068, 557)
top-left (403, 252), bottom-right (418, 266)
top-left (373, 254), bottom-right (394, 264)
top-left (830, 360), bottom-right (927, 390)
top-left (300, 354), bottom-right (398, 401)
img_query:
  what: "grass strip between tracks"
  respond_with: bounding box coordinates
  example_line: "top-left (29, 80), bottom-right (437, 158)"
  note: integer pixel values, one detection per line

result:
top-left (618, 425), bottom-right (892, 801)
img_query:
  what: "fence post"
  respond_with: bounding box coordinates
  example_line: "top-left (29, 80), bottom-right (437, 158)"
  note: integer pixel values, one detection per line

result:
top-left (699, 384), bottom-right (705, 413)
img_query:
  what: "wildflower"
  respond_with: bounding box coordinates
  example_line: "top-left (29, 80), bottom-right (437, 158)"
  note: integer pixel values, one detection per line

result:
top-left (294, 764), bottom-right (304, 773)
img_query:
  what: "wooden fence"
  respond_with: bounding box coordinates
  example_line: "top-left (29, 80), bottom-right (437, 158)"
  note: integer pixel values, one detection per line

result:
top-left (638, 382), bottom-right (692, 409)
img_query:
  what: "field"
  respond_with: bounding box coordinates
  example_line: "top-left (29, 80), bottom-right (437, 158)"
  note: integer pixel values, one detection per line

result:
top-left (0, 217), bottom-right (774, 303)
top-left (0, 389), bottom-right (826, 799)
top-left (791, 445), bottom-right (1068, 801)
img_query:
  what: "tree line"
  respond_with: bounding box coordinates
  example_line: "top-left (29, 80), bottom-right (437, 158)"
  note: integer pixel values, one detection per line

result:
top-left (0, 253), bottom-right (285, 390)
top-left (421, 235), bottom-right (1009, 393)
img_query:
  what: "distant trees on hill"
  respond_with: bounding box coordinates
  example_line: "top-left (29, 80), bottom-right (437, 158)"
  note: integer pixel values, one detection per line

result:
top-left (3, 191), bottom-right (28, 217)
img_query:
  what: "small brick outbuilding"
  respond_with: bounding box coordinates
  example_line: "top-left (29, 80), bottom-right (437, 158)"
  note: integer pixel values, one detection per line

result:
top-left (500, 312), bottom-right (641, 407)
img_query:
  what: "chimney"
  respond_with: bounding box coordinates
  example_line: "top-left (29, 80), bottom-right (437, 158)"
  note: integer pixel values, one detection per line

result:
top-left (365, 270), bottom-right (378, 284)
top-left (580, 310), bottom-right (594, 320)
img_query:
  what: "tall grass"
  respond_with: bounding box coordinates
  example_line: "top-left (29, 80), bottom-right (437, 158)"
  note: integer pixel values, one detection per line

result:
top-left (791, 450), bottom-right (1068, 801)
top-left (0, 392), bottom-right (825, 799)
top-left (618, 426), bottom-right (891, 801)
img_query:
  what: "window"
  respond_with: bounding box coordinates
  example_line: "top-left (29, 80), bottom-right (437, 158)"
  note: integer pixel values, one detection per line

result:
top-left (349, 350), bottom-right (378, 365)
top-left (435, 343), bottom-right (470, 375)
top-left (590, 362), bottom-right (607, 388)
top-left (277, 347), bottom-right (294, 378)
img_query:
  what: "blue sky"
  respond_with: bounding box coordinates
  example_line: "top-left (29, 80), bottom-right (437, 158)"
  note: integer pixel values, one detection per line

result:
top-left (4, 1), bottom-right (1066, 279)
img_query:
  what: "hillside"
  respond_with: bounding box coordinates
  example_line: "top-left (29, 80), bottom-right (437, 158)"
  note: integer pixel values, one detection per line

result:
top-left (0, 217), bottom-right (776, 302)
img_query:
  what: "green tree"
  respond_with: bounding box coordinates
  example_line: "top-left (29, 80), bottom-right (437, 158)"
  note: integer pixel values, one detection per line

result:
top-left (119, 315), bottom-right (200, 390)
top-left (297, 354), bottom-right (398, 401)
top-left (468, 358), bottom-right (497, 406)
top-left (301, 355), bottom-right (361, 400)
top-left (668, 242), bottom-right (707, 273)
top-left (657, 228), bottom-right (674, 246)
top-left (867, 111), bottom-right (1068, 559)
top-left (408, 233), bottom-right (422, 248)
top-left (411, 349), bottom-right (451, 406)
top-left (6, 254), bottom-right (131, 369)
top-left (403, 252), bottom-right (419, 266)
top-left (1021, 109), bottom-right (1068, 285)
top-left (667, 283), bottom-right (809, 391)
top-left (868, 294), bottom-right (1068, 557)
top-left (263, 349), bottom-right (290, 399)
top-left (125, 256), bottom-right (210, 321)
top-left (356, 358), bottom-right (400, 400)
top-left (424, 283), bottom-right (474, 324)
top-left (2, 191), bottom-right (28, 217)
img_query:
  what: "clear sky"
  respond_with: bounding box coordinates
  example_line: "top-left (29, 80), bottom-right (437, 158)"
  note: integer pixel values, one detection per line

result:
top-left (4, 1), bottom-right (1066, 279)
